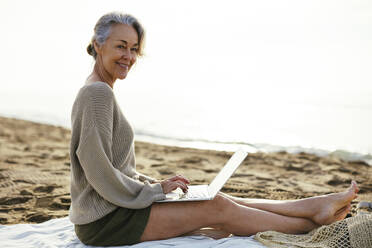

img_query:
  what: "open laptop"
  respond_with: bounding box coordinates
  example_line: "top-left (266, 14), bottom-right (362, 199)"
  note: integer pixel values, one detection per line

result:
top-left (156, 149), bottom-right (248, 202)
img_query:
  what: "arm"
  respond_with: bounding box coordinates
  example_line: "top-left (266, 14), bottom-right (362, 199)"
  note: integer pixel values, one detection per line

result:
top-left (120, 145), bottom-right (159, 184)
top-left (137, 172), bottom-right (160, 184)
top-left (75, 84), bottom-right (165, 208)
top-left (77, 127), bottom-right (165, 209)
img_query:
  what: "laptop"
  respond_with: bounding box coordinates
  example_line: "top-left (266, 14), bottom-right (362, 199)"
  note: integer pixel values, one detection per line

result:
top-left (156, 149), bottom-right (248, 202)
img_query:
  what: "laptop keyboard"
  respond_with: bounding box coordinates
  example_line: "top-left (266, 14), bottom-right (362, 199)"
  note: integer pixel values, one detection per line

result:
top-left (180, 189), bottom-right (209, 199)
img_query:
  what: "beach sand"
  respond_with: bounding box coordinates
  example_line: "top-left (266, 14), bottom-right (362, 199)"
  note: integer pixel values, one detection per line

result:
top-left (0, 116), bottom-right (371, 225)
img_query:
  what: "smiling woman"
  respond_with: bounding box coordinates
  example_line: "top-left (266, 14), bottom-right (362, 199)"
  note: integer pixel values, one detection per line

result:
top-left (86, 12), bottom-right (145, 88)
top-left (70, 12), bottom-right (166, 246)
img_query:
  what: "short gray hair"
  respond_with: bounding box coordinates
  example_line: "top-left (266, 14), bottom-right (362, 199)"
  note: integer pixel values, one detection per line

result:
top-left (87, 12), bottom-right (145, 59)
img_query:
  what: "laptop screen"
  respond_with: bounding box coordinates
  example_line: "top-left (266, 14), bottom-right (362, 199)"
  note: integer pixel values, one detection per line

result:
top-left (208, 149), bottom-right (248, 196)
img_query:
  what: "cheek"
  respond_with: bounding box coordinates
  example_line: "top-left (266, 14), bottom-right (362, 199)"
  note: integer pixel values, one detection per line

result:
top-left (130, 57), bottom-right (137, 68)
top-left (103, 52), bottom-right (120, 71)
top-left (101, 53), bottom-right (113, 68)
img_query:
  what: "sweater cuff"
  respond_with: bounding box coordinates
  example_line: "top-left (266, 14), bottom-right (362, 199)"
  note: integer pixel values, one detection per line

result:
top-left (145, 182), bottom-right (166, 200)
top-left (137, 174), bottom-right (158, 184)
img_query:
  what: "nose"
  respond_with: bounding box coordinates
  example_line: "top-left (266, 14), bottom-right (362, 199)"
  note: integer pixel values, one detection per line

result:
top-left (122, 47), bottom-right (134, 61)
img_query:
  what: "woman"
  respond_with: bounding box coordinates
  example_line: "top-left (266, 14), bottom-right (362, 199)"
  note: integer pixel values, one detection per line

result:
top-left (69, 12), bottom-right (359, 246)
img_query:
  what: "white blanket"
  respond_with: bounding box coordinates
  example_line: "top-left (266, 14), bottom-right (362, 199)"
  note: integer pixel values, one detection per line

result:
top-left (0, 217), bottom-right (267, 248)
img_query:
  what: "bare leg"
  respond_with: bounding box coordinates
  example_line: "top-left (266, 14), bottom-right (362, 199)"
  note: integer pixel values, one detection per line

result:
top-left (220, 181), bottom-right (359, 225)
top-left (140, 194), bottom-right (317, 242)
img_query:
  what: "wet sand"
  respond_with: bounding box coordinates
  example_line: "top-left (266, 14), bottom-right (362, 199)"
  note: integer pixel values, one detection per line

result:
top-left (0, 116), bottom-right (371, 224)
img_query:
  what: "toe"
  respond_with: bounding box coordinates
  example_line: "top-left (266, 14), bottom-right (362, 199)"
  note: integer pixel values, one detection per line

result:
top-left (350, 180), bottom-right (359, 193)
top-left (345, 181), bottom-right (358, 202)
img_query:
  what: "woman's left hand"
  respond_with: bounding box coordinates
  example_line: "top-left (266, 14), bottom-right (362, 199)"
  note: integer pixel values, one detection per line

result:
top-left (160, 175), bottom-right (190, 194)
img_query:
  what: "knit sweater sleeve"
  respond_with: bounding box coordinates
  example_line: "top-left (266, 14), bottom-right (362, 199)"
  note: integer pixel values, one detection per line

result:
top-left (75, 85), bottom-right (165, 209)
top-left (136, 172), bottom-right (159, 183)
top-left (128, 169), bottom-right (159, 184)
top-left (123, 155), bottom-right (159, 184)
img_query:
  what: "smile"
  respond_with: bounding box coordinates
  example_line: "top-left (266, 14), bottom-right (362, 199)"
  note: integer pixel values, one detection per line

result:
top-left (116, 62), bottom-right (129, 70)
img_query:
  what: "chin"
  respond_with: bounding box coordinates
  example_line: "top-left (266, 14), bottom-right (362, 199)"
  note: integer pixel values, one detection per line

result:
top-left (117, 74), bottom-right (128, 80)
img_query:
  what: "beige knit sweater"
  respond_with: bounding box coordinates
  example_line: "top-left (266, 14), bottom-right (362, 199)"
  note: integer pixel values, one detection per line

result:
top-left (69, 81), bottom-right (166, 225)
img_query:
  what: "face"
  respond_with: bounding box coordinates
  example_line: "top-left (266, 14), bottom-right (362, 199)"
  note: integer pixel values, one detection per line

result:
top-left (95, 24), bottom-right (139, 81)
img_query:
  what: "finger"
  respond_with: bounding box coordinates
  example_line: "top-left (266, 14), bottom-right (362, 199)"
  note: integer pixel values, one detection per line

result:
top-left (163, 183), bottom-right (178, 194)
top-left (162, 180), bottom-right (189, 194)
top-left (161, 180), bottom-right (179, 194)
top-left (174, 181), bottom-right (188, 193)
top-left (170, 175), bottom-right (190, 184)
top-left (169, 175), bottom-right (183, 181)
top-left (170, 183), bottom-right (180, 192)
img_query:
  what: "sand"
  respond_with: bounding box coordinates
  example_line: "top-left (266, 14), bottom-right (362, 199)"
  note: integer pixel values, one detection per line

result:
top-left (0, 116), bottom-right (371, 225)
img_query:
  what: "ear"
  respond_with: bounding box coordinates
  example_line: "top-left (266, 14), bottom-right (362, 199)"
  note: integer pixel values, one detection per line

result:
top-left (93, 40), bottom-right (102, 55)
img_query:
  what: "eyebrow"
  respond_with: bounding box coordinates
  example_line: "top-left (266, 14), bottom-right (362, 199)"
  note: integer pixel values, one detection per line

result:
top-left (118, 40), bottom-right (138, 47)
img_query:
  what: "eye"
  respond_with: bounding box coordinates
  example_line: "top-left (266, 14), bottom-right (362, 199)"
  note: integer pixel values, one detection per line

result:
top-left (131, 47), bottom-right (138, 52)
top-left (117, 45), bottom-right (126, 49)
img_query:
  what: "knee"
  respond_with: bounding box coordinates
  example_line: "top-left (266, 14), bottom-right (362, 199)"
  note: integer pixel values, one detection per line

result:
top-left (209, 193), bottom-right (234, 214)
top-left (202, 193), bottom-right (235, 228)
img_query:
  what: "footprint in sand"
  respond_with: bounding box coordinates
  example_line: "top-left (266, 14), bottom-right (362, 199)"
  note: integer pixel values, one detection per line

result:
top-left (14, 179), bottom-right (35, 185)
top-left (203, 169), bottom-right (218, 173)
top-left (285, 163), bottom-right (304, 172)
top-left (336, 167), bottom-right (351, 173)
top-left (183, 156), bottom-right (209, 164)
top-left (51, 154), bottom-right (68, 160)
top-left (60, 197), bottom-right (71, 204)
top-left (232, 173), bottom-right (255, 178)
top-left (326, 176), bottom-right (346, 186)
top-left (14, 207), bottom-right (26, 211)
top-left (33, 185), bottom-right (59, 194)
top-left (35, 196), bottom-right (70, 210)
top-left (25, 212), bottom-right (52, 223)
top-left (357, 183), bottom-right (372, 194)
top-left (35, 197), bottom-right (53, 208)
top-left (4, 159), bottom-right (18, 164)
top-left (25, 162), bottom-right (39, 167)
top-left (38, 153), bottom-right (49, 159)
top-left (50, 200), bottom-right (70, 210)
top-left (256, 176), bottom-right (274, 181)
top-left (0, 217), bottom-right (8, 224)
top-left (193, 179), bottom-right (207, 183)
top-left (149, 155), bottom-right (164, 161)
top-left (0, 173), bottom-right (9, 181)
top-left (158, 169), bottom-right (173, 175)
top-left (0, 208), bottom-right (10, 213)
top-left (0, 196), bottom-right (32, 205)
top-left (151, 163), bottom-right (165, 168)
top-left (51, 172), bottom-right (65, 176)
top-left (20, 189), bottom-right (33, 195)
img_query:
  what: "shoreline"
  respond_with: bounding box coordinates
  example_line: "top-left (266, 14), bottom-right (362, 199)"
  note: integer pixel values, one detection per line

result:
top-left (0, 116), bottom-right (371, 225)
top-left (1, 112), bottom-right (371, 166)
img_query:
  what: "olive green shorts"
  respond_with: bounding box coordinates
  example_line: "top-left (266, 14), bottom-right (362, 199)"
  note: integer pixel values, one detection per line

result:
top-left (75, 206), bottom-right (152, 246)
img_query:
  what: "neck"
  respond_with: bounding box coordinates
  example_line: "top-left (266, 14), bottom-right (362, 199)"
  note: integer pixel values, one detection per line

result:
top-left (91, 57), bottom-right (115, 89)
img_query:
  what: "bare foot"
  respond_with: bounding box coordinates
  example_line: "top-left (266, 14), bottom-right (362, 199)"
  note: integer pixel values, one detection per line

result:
top-left (311, 181), bottom-right (359, 225)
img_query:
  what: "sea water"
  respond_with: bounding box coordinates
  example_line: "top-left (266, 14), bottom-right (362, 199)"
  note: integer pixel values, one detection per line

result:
top-left (0, 84), bottom-right (371, 166)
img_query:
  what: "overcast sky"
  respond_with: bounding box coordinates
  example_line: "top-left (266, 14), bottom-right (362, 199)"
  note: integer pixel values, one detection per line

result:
top-left (0, 1), bottom-right (371, 154)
